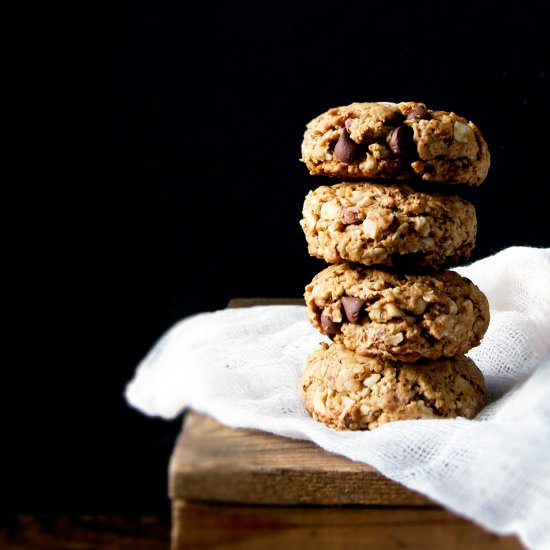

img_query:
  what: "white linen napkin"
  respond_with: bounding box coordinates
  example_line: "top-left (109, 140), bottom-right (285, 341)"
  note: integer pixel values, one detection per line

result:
top-left (126, 246), bottom-right (550, 550)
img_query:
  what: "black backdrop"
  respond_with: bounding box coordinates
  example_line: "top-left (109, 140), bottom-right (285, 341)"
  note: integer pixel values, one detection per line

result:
top-left (37, 1), bottom-right (550, 514)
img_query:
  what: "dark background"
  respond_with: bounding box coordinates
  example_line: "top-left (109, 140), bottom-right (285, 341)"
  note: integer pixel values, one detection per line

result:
top-left (32, 1), bottom-right (549, 516)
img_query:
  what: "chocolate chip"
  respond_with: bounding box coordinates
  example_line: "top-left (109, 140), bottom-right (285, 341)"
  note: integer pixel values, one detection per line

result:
top-left (389, 125), bottom-right (415, 157)
top-left (382, 158), bottom-right (409, 176)
top-left (344, 413), bottom-right (352, 428)
top-left (341, 296), bottom-right (365, 324)
top-left (342, 207), bottom-right (360, 225)
top-left (405, 106), bottom-right (428, 120)
top-left (320, 312), bottom-right (341, 336)
top-left (334, 127), bottom-right (360, 163)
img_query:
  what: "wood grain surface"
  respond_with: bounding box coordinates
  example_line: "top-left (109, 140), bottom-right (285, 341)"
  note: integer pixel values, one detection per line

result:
top-left (170, 412), bottom-right (432, 506)
top-left (173, 501), bottom-right (522, 550)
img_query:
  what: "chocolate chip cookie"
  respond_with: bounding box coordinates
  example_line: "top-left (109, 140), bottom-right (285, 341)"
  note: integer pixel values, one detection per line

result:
top-left (301, 181), bottom-right (476, 268)
top-left (301, 102), bottom-right (490, 185)
top-left (300, 342), bottom-right (487, 430)
top-left (305, 264), bottom-right (489, 362)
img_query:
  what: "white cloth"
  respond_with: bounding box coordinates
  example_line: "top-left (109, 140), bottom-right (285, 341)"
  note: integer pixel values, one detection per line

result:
top-left (126, 246), bottom-right (550, 550)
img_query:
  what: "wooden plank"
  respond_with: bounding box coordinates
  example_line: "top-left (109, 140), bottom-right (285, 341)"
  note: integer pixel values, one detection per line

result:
top-left (172, 501), bottom-right (522, 550)
top-left (169, 412), bottom-right (432, 506)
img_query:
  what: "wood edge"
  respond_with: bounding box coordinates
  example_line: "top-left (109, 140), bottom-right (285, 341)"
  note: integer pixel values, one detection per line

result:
top-left (172, 472), bottom-right (434, 507)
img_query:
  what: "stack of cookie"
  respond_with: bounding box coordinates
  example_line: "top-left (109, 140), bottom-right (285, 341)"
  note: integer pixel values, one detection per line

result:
top-left (298, 101), bottom-right (490, 430)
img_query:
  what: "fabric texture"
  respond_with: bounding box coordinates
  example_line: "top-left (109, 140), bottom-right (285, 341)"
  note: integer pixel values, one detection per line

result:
top-left (126, 246), bottom-right (550, 549)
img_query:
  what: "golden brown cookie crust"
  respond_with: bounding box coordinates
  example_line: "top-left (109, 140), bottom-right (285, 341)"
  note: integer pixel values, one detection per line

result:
top-left (305, 264), bottom-right (490, 362)
top-left (301, 102), bottom-right (490, 185)
top-left (300, 181), bottom-right (477, 268)
top-left (300, 342), bottom-right (487, 430)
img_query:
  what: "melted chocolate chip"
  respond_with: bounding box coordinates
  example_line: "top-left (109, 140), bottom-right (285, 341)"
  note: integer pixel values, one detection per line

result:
top-left (334, 127), bottom-right (360, 163)
top-left (342, 207), bottom-right (360, 224)
top-left (389, 125), bottom-right (415, 157)
top-left (382, 158), bottom-right (409, 176)
top-left (405, 106), bottom-right (428, 120)
top-left (341, 296), bottom-right (365, 324)
top-left (320, 312), bottom-right (341, 336)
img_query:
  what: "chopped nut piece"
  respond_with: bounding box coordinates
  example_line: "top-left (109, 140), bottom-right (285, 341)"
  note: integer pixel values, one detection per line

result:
top-left (341, 396), bottom-right (355, 409)
top-left (312, 391), bottom-right (326, 413)
top-left (412, 298), bottom-right (427, 315)
top-left (385, 303), bottom-right (405, 318)
top-left (453, 121), bottom-right (474, 143)
top-left (361, 218), bottom-right (378, 239)
top-left (302, 210), bottom-right (316, 232)
top-left (369, 308), bottom-right (383, 322)
top-left (344, 378), bottom-right (360, 391)
top-left (320, 201), bottom-right (341, 220)
top-left (413, 216), bottom-right (429, 235)
top-left (372, 247), bottom-right (387, 260)
top-left (362, 373), bottom-right (381, 388)
top-left (385, 332), bottom-right (404, 346)
top-left (359, 404), bottom-right (371, 416)
top-left (423, 290), bottom-right (437, 302)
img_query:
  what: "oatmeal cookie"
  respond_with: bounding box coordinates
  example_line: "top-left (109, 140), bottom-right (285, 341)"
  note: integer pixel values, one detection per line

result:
top-left (300, 342), bottom-right (487, 430)
top-left (300, 181), bottom-right (476, 268)
top-left (305, 264), bottom-right (489, 362)
top-left (301, 102), bottom-right (490, 185)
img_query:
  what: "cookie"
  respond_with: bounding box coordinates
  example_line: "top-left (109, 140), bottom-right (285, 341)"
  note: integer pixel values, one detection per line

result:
top-left (305, 264), bottom-right (489, 362)
top-left (300, 342), bottom-right (487, 431)
top-left (301, 102), bottom-right (490, 185)
top-left (300, 181), bottom-right (476, 268)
